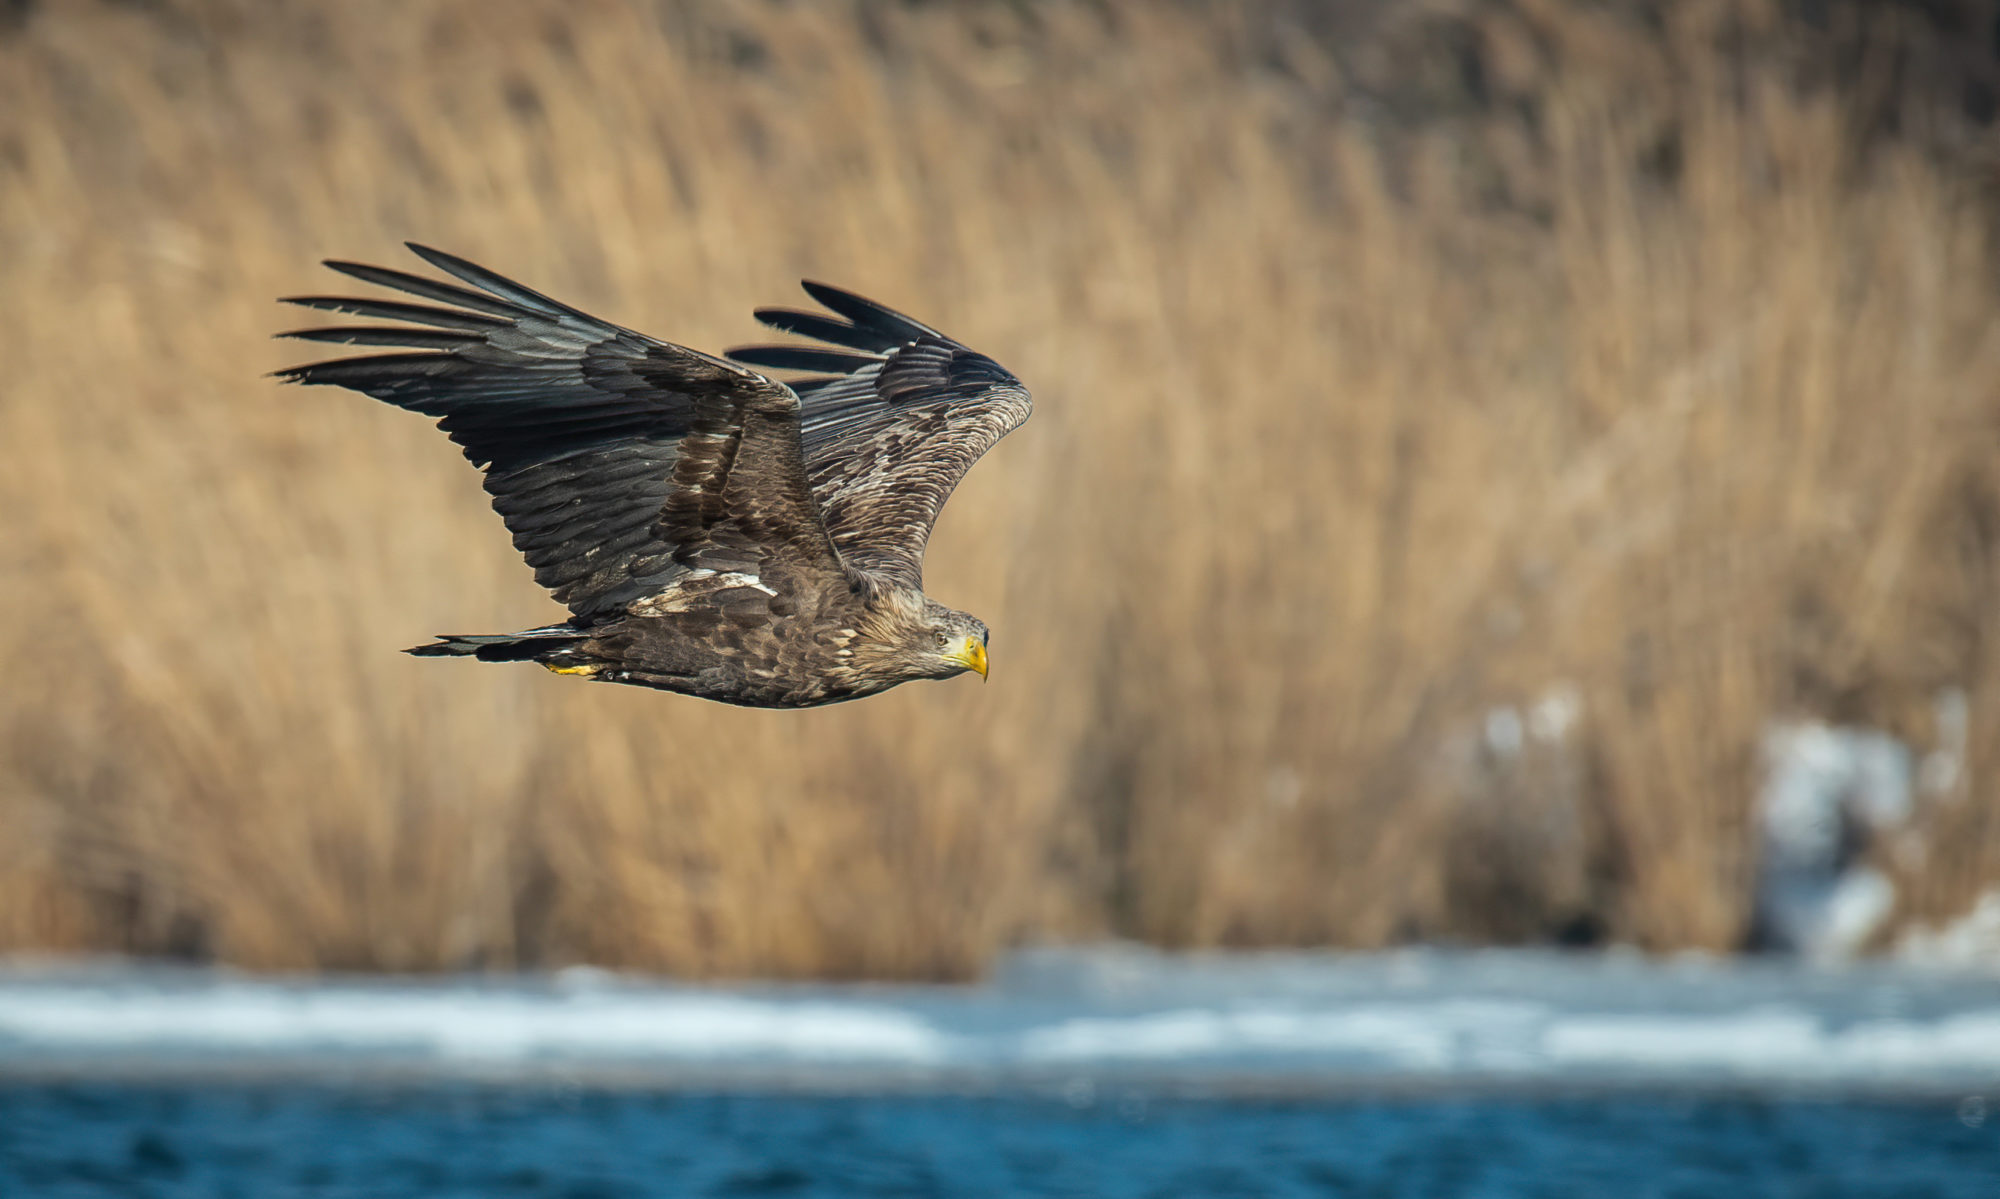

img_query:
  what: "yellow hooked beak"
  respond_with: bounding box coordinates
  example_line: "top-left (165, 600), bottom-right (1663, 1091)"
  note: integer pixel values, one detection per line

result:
top-left (952, 637), bottom-right (989, 681)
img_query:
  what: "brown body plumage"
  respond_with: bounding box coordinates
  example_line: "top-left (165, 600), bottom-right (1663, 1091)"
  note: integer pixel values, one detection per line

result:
top-left (276, 245), bottom-right (1029, 708)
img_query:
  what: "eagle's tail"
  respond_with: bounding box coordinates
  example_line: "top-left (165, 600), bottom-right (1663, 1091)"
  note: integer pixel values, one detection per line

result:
top-left (406, 625), bottom-right (593, 672)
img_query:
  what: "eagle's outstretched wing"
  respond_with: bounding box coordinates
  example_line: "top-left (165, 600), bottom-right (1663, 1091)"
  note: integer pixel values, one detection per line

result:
top-left (276, 244), bottom-right (843, 622)
top-left (725, 284), bottom-right (1032, 590)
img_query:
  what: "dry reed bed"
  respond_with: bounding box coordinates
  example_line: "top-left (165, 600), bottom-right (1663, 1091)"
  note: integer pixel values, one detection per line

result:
top-left (1, 0), bottom-right (1996, 975)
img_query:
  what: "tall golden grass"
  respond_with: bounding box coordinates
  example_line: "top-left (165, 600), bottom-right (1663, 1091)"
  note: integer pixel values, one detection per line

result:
top-left (2, 0), bottom-right (1997, 976)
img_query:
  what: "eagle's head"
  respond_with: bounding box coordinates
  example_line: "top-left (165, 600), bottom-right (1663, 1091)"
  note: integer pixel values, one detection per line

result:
top-left (915, 602), bottom-right (989, 681)
top-left (852, 594), bottom-right (985, 684)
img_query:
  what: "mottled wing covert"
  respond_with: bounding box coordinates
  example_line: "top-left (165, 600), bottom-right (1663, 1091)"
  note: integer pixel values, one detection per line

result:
top-left (726, 283), bottom-right (1031, 589)
top-left (276, 245), bottom-right (841, 621)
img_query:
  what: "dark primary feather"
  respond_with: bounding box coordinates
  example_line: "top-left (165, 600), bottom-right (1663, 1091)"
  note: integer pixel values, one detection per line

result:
top-left (276, 244), bottom-right (843, 620)
top-left (798, 280), bottom-right (942, 341)
top-left (726, 283), bottom-right (1031, 588)
top-left (280, 325), bottom-right (485, 350)
top-left (319, 257), bottom-right (528, 319)
top-left (747, 309), bottom-right (892, 352)
top-left (282, 295), bottom-right (508, 333)
top-left (729, 346), bottom-right (880, 375)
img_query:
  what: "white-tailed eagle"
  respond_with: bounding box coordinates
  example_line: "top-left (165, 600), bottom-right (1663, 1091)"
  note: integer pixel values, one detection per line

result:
top-left (277, 245), bottom-right (1030, 707)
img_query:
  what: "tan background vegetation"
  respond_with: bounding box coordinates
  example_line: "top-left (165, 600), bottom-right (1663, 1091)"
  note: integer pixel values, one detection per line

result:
top-left (3, 0), bottom-right (1998, 976)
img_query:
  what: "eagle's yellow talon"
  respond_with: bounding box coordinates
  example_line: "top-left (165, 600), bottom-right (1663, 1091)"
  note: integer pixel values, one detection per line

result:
top-left (545, 663), bottom-right (599, 676)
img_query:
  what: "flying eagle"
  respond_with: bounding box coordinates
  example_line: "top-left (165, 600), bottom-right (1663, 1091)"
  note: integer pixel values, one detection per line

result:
top-left (276, 244), bottom-right (1030, 708)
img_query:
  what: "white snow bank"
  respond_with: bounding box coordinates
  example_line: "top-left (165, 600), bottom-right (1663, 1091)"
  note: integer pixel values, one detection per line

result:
top-left (1900, 890), bottom-right (2000, 971)
top-left (1756, 721), bottom-right (1912, 962)
top-left (2, 949), bottom-right (1997, 1091)
top-left (0, 985), bottom-right (947, 1063)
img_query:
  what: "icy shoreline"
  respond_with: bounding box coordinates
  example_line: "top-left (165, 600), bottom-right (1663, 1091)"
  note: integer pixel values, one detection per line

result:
top-left (2, 947), bottom-right (1996, 1094)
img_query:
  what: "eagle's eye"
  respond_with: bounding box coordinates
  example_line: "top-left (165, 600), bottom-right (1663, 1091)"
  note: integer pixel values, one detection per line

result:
top-left (934, 631), bottom-right (950, 649)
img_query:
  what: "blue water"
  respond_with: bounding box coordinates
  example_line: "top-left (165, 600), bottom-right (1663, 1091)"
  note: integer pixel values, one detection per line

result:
top-left (4, 1083), bottom-right (1996, 1198)
top-left (5, 950), bottom-right (1999, 1195)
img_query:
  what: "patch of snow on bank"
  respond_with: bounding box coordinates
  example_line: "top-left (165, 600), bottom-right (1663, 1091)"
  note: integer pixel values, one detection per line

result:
top-left (1757, 722), bottom-right (1911, 961)
top-left (3, 950), bottom-right (1999, 1091)
top-left (1900, 890), bottom-right (2000, 972)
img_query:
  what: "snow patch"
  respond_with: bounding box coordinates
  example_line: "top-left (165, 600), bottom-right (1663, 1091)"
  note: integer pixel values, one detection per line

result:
top-left (4, 950), bottom-right (1999, 1091)
top-left (1899, 890), bottom-right (2000, 971)
top-left (1756, 722), bottom-right (1911, 961)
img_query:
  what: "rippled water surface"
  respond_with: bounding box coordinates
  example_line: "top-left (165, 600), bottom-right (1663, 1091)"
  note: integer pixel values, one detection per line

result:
top-left (5, 950), bottom-right (1998, 1195)
top-left (6, 1083), bottom-right (1997, 1198)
